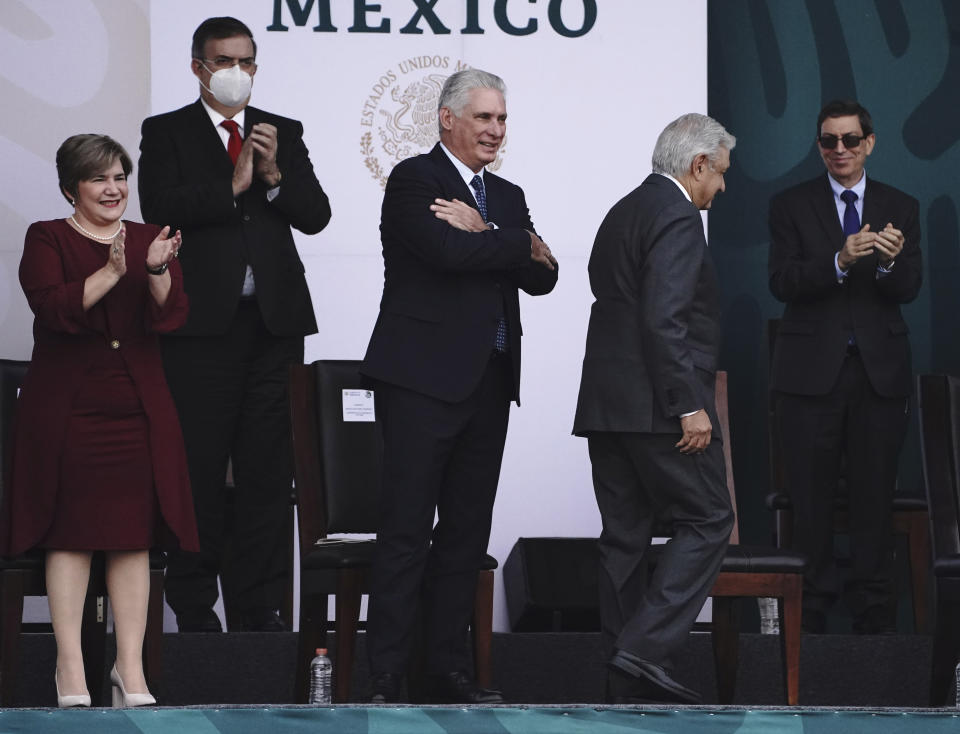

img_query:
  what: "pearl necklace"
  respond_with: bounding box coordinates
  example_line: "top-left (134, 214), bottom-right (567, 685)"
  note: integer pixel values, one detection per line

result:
top-left (68, 215), bottom-right (122, 242)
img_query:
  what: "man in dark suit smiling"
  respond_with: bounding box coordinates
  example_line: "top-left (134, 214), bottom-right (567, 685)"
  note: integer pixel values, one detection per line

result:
top-left (361, 68), bottom-right (557, 704)
top-left (769, 100), bottom-right (922, 635)
top-left (138, 16), bottom-right (330, 633)
top-left (573, 113), bottom-right (736, 704)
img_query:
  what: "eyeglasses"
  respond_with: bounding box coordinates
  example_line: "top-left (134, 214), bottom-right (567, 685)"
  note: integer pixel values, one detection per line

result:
top-left (199, 56), bottom-right (257, 72)
top-left (817, 133), bottom-right (866, 149)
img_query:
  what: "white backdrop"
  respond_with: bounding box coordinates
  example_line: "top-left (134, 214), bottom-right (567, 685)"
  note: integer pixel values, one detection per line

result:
top-left (2, 0), bottom-right (707, 632)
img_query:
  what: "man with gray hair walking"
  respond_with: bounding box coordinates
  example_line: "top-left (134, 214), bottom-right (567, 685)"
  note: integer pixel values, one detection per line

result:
top-left (573, 113), bottom-right (736, 704)
top-left (362, 68), bottom-right (558, 704)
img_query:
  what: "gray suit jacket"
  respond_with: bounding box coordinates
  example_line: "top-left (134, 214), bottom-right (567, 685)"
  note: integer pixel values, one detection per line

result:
top-left (573, 173), bottom-right (721, 436)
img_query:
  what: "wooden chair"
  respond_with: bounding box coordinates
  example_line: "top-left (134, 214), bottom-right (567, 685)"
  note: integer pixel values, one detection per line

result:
top-left (766, 319), bottom-right (931, 633)
top-left (289, 359), bottom-right (496, 703)
top-left (0, 358), bottom-right (165, 705)
top-left (917, 374), bottom-right (960, 705)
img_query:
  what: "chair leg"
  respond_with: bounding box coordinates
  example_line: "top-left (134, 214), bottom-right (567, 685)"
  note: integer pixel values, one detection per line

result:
top-left (280, 502), bottom-right (296, 628)
top-left (780, 575), bottom-right (803, 706)
top-left (711, 597), bottom-right (740, 704)
top-left (471, 570), bottom-right (494, 689)
top-left (143, 568), bottom-right (164, 698)
top-left (334, 571), bottom-right (363, 703)
top-left (81, 557), bottom-right (107, 706)
top-left (907, 513), bottom-right (930, 634)
top-left (295, 591), bottom-right (328, 704)
top-left (930, 594), bottom-right (960, 706)
top-left (0, 571), bottom-right (26, 706)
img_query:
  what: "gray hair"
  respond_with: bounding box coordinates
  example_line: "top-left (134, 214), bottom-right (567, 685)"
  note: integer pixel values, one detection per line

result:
top-left (651, 113), bottom-right (736, 178)
top-left (438, 68), bottom-right (507, 133)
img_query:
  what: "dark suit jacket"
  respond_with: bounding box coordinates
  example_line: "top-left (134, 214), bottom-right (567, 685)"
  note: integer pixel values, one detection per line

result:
top-left (361, 144), bottom-right (557, 404)
top-left (138, 100), bottom-right (331, 337)
top-left (768, 174), bottom-right (922, 398)
top-left (573, 174), bottom-right (722, 436)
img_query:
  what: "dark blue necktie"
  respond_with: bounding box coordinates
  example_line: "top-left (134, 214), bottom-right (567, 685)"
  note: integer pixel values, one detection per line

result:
top-left (840, 189), bottom-right (859, 347)
top-left (470, 174), bottom-right (507, 352)
top-left (840, 189), bottom-right (860, 237)
top-left (470, 174), bottom-right (488, 221)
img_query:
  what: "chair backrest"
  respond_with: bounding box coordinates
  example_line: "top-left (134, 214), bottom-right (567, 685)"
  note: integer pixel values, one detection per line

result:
top-left (714, 370), bottom-right (740, 545)
top-left (917, 374), bottom-right (960, 560)
top-left (652, 371), bottom-right (739, 545)
top-left (0, 359), bottom-right (29, 507)
top-left (289, 360), bottom-right (383, 550)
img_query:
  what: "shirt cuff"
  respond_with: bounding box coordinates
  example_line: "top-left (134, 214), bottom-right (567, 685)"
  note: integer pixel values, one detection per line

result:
top-left (834, 252), bottom-right (848, 282)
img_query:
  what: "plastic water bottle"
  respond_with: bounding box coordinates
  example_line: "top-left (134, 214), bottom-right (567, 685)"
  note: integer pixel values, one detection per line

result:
top-left (955, 661), bottom-right (960, 708)
top-left (309, 648), bottom-right (333, 704)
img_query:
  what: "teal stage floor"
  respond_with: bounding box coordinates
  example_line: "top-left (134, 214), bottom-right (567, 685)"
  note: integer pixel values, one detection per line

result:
top-left (0, 706), bottom-right (957, 733)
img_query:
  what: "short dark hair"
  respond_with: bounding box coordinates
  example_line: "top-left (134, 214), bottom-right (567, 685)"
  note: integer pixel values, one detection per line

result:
top-left (817, 99), bottom-right (873, 137)
top-left (56, 134), bottom-right (133, 205)
top-left (191, 16), bottom-right (256, 60)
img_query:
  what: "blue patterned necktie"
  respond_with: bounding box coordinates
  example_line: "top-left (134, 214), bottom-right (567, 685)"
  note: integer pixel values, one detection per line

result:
top-left (840, 189), bottom-right (860, 237)
top-left (470, 174), bottom-right (488, 221)
top-left (470, 174), bottom-right (507, 352)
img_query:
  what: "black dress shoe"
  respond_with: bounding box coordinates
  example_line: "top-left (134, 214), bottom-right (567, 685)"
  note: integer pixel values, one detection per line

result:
top-left (176, 608), bottom-right (223, 633)
top-left (369, 672), bottom-right (404, 703)
top-left (609, 652), bottom-right (700, 705)
top-left (240, 609), bottom-right (288, 632)
top-left (427, 671), bottom-right (504, 704)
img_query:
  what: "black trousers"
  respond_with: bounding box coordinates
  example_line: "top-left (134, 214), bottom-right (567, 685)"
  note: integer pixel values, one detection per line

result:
top-left (161, 300), bottom-right (302, 618)
top-left (366, 354), bottom-right (512, 675)
top-left (775, 352), bottom-right (908, 621)
top-left (587, 431), bottom-right (733, 672)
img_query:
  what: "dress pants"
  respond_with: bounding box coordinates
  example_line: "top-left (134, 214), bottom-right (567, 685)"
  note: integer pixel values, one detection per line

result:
top-left (775, 352), bottom-right (907, 623)
top-left (588, 431), bottom-right (733, 670)
top-left (367, 354), bottom-right (512, 675)
top-left (161, 299), bottom-right (303, 618)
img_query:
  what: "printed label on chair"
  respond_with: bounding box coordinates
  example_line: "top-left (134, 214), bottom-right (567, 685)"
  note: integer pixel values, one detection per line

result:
top-left (342, 389), bottom-right (375, 422)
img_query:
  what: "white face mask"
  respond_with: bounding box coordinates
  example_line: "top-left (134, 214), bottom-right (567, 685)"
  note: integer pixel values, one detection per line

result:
top-left (201, 63), bottom-right (252, 107)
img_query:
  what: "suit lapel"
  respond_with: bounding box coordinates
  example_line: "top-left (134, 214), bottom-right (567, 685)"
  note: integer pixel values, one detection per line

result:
top-left (243, 106), bottom-right (261, 138)
top-left (483, 173), bottom-right (503, 223)
top-left (862, 177), bottom-right (885, 230)
top-left (429, 144), bottom-right (483, 216)
top-left (811, 174), bottom-right (843, 242)
top-left (188, 99), bottom-right (235, 174)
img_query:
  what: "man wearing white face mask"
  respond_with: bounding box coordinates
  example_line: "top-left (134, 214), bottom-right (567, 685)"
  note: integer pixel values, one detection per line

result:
top-left (138, 16), bottom-right (331, 633)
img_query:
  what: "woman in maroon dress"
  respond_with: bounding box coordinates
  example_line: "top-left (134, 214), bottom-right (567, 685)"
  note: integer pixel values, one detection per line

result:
top-left (2, 135), bottom-right (199, 707)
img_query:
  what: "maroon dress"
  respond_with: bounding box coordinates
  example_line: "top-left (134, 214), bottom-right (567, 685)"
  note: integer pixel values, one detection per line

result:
top-left (1, 219), bottom-right (199, 555)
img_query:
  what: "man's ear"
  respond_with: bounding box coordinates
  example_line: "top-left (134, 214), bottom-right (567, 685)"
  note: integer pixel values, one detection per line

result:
top-left (438, 106), bottom-right (453, 132)
top-left (692, 153), bottom-right (709, 179)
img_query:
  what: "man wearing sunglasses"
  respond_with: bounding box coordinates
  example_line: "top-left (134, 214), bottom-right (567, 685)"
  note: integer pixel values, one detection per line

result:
top-left (768, 100), bottom-right (921, 635)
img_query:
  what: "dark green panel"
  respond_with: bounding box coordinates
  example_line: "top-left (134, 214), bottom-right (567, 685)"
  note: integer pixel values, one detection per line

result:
top-left (707, 1), bottom-right (960, 626)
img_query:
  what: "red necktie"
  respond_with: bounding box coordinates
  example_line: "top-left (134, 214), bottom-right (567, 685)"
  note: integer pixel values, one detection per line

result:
top-left (220, 119), bottom-right (242, 164)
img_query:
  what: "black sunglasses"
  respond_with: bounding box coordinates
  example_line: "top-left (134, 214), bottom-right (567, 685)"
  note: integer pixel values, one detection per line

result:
top-left (817, 133), bottom-right (866, 149)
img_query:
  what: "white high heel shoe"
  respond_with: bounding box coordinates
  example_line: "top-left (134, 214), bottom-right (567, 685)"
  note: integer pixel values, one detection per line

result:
top-left (110, 664), bottom-right (156, 707)
top-left (55, 670), bottom-right (91, 708)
